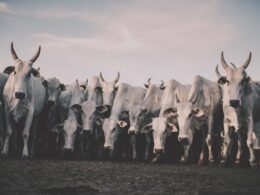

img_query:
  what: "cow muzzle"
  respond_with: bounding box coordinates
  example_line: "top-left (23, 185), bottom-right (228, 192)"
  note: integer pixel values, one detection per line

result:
top-left (15, 92), bottom-right (25, 99)
top-left (47, 100), bottom-right (55, 106)
top-left (229, 100), bottom-right (240, 108)
top-left (178, 136), bottom-right (189, 145)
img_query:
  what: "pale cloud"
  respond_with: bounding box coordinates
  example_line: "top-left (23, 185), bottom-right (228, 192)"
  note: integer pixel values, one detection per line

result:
top-left (0, 2), bottom-right (16, 15)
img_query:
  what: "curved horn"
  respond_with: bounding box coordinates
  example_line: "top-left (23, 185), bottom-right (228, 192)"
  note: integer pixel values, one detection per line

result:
top-left (230, 62), bottom-right (237, 69)
top-left (76, 79), bottom-right (79, 86)
top-left (86, 79), bottom-right (88, 85)
top-left (114, 72), bottom-right (120, 83)
top-left (11, 42), bottom-right (19, 61)
top-left (241, 52), bottom-right (252, 70)
top-left (147, 78), bottom-right (151, 86)
top-left (175, 93), bottom-right (180, 103)
top-left (221, 51), bottom-right (229, 70)
top-left (100, 72), bottom-right (105, 82)
top-left (30, 46), bottom-right (41, 63)
top-left (160, 80), bottom-right (164, 87)
top-left (215, 65), bottom-right (222, 78)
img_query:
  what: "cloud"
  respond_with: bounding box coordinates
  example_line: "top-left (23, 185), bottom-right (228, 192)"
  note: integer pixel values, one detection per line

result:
top-left (0, 2), bottom-right (16, 15)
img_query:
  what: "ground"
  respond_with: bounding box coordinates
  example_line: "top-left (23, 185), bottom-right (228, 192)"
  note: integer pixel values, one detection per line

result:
top-left (0, 160), bottom-right (260, 195)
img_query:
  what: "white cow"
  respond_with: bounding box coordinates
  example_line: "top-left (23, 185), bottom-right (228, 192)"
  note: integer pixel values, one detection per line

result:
top-left (1, 43), bottom-right (46, 158)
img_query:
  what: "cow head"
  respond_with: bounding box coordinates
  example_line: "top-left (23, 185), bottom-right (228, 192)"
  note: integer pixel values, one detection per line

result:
top-left (102, 113), bottom-right (129, 151)
top-left (140, 78), bottom-right (165, 114)
top-left (99, 72), bottom-right (120, 113)
top-left (43, 77), bottom-right (66, 106)
top-left (10, 42), bottom-right (41, 100)
top-left (85, 76), bottom-right (103, 105)
top-left (219, 51), bottom-right (252, 108)
top-left (174, 91), bottom-right (207, 163)
top-left (141, 108), bottom-right (178, 153)
top-left (215, 65), bottom-right (240, 131)
top-left (69, 79), bottom-right (85, 109)
top-left (52, 109), bottom-right (83, 153)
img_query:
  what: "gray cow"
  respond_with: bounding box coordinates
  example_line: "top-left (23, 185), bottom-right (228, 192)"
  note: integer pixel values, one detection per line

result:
top-left (1, 43), bottom-right (46, 158)
top-left (102, 83), bottom-right (146, 159)
top-left (141, 79), bottom-right (189, 162)
top-left (175, 75), bottom-right (223, 165)
top-left (218, 52), bottom-right (260, 167)
top-left (0, 73), bottom-right (8, 150)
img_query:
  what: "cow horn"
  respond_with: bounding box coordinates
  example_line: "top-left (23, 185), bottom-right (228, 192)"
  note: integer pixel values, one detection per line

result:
top-left (160, 80), bottom-right (164, 87)
top-left (100, 72), bottom-right (105, 82)
top-left (221, 51), bottom-right (229, 70)
top-left (241, 52), bottom-right (252, 70)
top-left (114, 72), bottom-right (120, 83)
top-left (147, 78), bottom-right (151, 86)
top-left (30, 46), bottom-right (41, 63)
top-left (215, 65), bottom-right (222, 78)
top-left (11, 42), bottom-right (19, 61)
top-left (230, 62), bottom-right (237, 69)
top-left (175, 93), bottom-right (180, 103)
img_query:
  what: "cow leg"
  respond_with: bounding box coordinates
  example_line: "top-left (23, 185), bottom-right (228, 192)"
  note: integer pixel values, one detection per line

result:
top-left (29, 116), bottom-right (40, 159)
top-left (144, 133), bottom-right (152, 161)
top-left (247, 117), bottom-right (257, 167)
top-left (1, 104), bottom-right (13, 156)
top-left (21, 110), bottom-right (34, 159)
top-left (129, 133), bottom-right (137, 160)
top-left (206, 116), bottom-right (214, 164)
top-left (222, 123), bottom-right (229, 162)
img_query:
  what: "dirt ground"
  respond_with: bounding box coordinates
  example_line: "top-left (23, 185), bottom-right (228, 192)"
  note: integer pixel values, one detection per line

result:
top-left (0, 159), bottom-right (260, 195)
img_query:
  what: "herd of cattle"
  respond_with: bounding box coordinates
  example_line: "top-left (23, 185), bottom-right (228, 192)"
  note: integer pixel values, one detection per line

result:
top-left (0, 43), bottom-right (260, 168)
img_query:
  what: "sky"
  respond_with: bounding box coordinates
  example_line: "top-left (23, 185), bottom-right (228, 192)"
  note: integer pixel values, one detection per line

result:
top-left (0, 0), bottom-right (260, 86)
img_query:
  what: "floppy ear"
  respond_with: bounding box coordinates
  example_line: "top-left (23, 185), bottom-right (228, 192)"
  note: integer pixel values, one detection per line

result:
top-left (94, 117), bottom-right (104, 126)
top-left (167, 122), bottom-right (178, 133)
top-left (140, 123), bottom-right (153, 134)
top-left (117, 120), bottom-right (128, 128)
top-left (42, 80), bottom-right (48, 87)
top-left (80, 84), bottom-right (86, 90)
top-left (193, 108), bottom-right (204, 118)
top-left (59, 83), bottom-right (66, 91)
top-left (217, 76), bottom-right (227, 85)
top-left (3, 66), bottom-right (15, 75)
top-left (144, 83), bottom-right (149, 89)
top-left (163, 108), bottom-right (177, 118)
top-left (52, 124), bottom-right (64, 133)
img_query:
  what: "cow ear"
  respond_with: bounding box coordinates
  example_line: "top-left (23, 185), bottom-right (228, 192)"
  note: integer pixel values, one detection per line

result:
top-left (140, 123), bottom-right (153, 134)
top-left (167, 122), bottom-right (178, 133)
top-left (59, 83), bottom-right (66, 91)
top-left (144, 84), bottom-right (149, 89)
top-left (117, 120), bottom-right (128, 128)
top-left (94, 117), bottom-right (104, 126)
top-left (217, 76), bottom-right (227, 85)
top-left (52, 124), bottom-right (64, 133)
top-left (163, 108), bottom-right (177, 118)
top-left (42, 80), bottom-right (48, 87)
top-left (80, 84), bottom-right (86, 90)
top-left (193, 108), bottom-right (204, 118)
top-left (243, 76), bottom-right (251, 84)
top-left (3, 66), bottom-right (15, 75)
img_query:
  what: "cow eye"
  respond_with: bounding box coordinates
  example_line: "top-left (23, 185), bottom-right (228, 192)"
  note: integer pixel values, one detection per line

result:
top-left (13, 71), bottom-right (17, 75)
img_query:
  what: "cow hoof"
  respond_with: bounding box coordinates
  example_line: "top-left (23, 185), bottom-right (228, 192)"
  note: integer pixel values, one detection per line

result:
top-left (250, 161), bottom-right (258, 168)
top-left (21, 155), bottom-right (29, 160)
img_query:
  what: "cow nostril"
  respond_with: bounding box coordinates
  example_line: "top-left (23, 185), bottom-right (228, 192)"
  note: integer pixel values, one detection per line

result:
top-left (230, 100), bottom-right (240, 108)
top-left (155, 149), bottom-right (163, 153)
top-left (104, 146), bottom-right (110, 150)
top-left (15, 92), bottom-right (25, 99)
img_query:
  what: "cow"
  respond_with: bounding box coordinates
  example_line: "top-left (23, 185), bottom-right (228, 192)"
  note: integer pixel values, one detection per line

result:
top-left (102, 83), bottom-right (146, 160)
top-left (1, 42), bottom-right (46, 159)
top-left (217, 52), bottom-right (260, 167)
top-left (51, 80), bottom-right (85, 158)
top-left (80, 100), bottom-right (105, 159)
top-left (0, 73), bottom-right (8, 151)
top-left (129, 78), bottom-right (165, 161)
top-left (141, 80), bottom-right (189, 162)
top-left (84, 76), bottom-right (103, 106)
top-left (37, 77), bottom-right (66, 157)
top-left (99, 72), bottom-right (120, 115)
top-left (173, 75), bottom-right (223, 165)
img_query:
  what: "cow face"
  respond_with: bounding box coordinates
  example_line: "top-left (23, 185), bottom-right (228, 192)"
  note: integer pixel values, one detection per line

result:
top-left (141, 109), bottom-right (178, 152)
top-left (43, 77), bottom-right (65, 106)
top-left (81, 100), bottom-right (97, 132)
top-left (99, 72), bottom-right (120, 111)
top-left (53, 112), bottom-right (82, 152)
top-left (9, 43), bottom-right (41, 100)
top-left (220, 52), bottom-right (252, 108)
top-left (85, 76), bottom-right (103, 105)
top-left (102, 116), bottom-right (128, 150)
top-left (69, 80), bottom-right (85, 108)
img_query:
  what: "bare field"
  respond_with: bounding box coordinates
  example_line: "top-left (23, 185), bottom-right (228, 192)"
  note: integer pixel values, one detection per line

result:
top-left (0, 159), bottom-right (260, 195)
